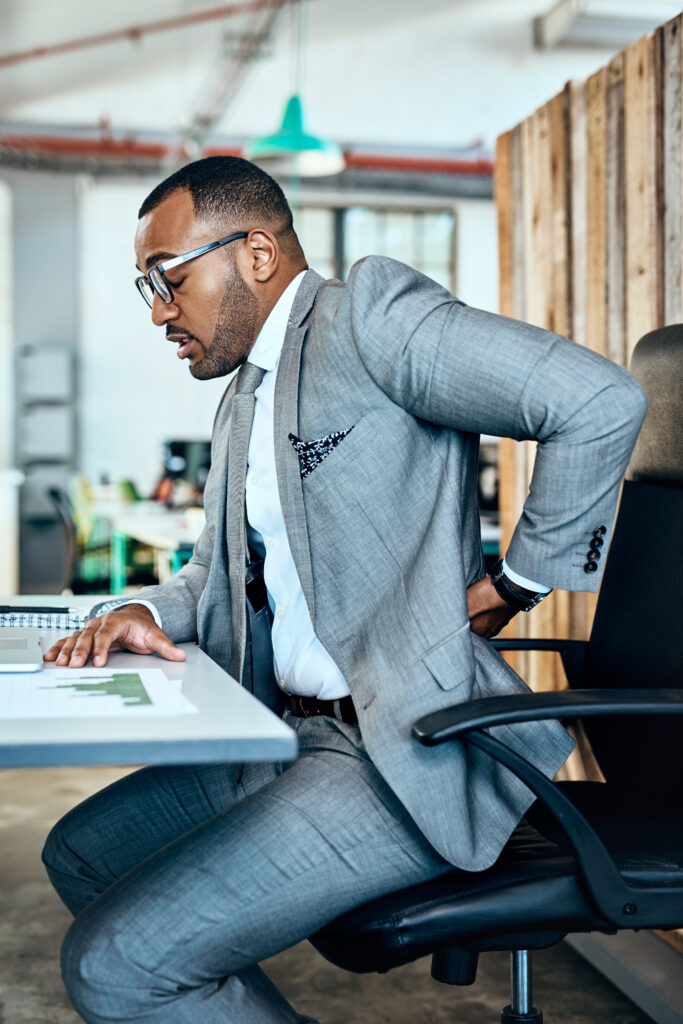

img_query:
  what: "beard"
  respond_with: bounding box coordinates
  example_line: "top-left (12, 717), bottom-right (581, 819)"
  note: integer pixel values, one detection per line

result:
top-left (189, 265), bottom-right (261, 381)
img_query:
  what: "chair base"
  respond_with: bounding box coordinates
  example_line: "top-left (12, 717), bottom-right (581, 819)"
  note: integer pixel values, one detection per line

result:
top-left (501, 1007), bottom-right (543, 1024)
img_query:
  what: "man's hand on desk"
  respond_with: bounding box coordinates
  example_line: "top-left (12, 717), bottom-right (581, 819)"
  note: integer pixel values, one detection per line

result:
top-left (42, 605), bottom-right (187, 668)
top-left (467, 576), bottom-right (517, 639)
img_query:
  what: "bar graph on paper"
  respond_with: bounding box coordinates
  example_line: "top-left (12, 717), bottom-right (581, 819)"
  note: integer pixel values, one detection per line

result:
top-left (0, 669), bottom-right (198, 718)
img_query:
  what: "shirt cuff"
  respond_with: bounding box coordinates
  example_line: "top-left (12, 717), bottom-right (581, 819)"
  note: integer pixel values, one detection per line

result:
top-left (93, 598), bottom-right (163, 629)
top-left (502, 558), bottom-right (551, 595)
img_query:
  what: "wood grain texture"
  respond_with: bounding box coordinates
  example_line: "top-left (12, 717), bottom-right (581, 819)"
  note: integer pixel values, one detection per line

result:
top-left (624, 32), bottom-right (662, 356)
top-left (662, 15), bottom-right (683, 324)
top-left (495, 132), bottom-right (514, 319)
top-left (606, 54), bottom-right (627, 367)
top-left (586, 67), bottom-right (608, 358)
top-left (568, 79), bottom-right (588, 348)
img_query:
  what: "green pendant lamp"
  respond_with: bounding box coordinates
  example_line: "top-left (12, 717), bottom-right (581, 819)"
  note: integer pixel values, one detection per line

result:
top-left (245, 1), bottom-right (344, 178)
top-left (245, 93), bottom-right (344, 177)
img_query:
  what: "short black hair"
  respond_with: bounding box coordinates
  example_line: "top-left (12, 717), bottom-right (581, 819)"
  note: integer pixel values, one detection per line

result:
top-left (138, 155), bottom-right (294, 234)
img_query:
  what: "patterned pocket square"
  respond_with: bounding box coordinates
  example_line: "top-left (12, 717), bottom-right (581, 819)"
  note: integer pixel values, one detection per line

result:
top-left (288, 427), bottom-right (354, 478)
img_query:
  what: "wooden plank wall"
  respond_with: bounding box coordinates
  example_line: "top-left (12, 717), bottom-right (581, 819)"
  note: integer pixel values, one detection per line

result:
top-left (495, 15), bottom-right (680, 689)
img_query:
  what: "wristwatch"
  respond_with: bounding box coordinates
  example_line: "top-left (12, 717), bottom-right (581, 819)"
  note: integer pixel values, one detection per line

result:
top-left (490, 559), bottom-right (547, 613)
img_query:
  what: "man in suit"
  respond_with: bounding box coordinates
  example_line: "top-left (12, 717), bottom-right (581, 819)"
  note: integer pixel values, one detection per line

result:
top-left (43, 156), bottom-right (647, 1024)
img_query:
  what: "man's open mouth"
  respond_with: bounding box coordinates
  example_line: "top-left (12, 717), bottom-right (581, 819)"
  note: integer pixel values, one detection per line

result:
top-left (167, 334), bottom-right (198, 360)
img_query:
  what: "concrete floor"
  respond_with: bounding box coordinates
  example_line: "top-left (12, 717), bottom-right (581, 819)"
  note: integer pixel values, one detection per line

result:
top-left (0, 766), bottom-right (655, 1024)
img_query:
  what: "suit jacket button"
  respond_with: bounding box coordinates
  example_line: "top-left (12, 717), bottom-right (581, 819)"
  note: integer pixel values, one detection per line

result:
top-left (586, 549), bottom-right (600, 562)
top-left (584, 561), bottom-right (598, 573)
top-left (590, 537), bottom-right (604, 550)
top-left (593, 525), bottom-right (607, 537)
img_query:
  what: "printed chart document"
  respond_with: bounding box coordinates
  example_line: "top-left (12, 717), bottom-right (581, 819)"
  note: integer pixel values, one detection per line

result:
top-left (0, 668), bottom-right (198, 719)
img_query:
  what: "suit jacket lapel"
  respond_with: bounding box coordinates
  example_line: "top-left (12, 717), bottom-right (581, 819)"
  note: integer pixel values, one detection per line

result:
top-left (196, 381), bottom-right (235, 674)
top-left (273, 268), bottom-right (324, 623)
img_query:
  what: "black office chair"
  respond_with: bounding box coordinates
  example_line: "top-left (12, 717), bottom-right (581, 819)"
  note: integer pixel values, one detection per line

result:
top-left (309, 329), bottom-right (683, 1022)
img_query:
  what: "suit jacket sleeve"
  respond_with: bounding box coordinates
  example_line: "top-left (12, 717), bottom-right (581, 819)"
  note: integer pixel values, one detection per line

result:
top-left (345, 256), bottom-right (648, 592)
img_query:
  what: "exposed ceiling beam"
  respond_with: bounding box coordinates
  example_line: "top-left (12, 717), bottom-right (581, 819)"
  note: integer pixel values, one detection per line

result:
top-left (0, 0), bottom-right (300, 69)
top-left (533, 0), bottom-right (583, 51)
top-left (172, 4), bottom-right (286, 164)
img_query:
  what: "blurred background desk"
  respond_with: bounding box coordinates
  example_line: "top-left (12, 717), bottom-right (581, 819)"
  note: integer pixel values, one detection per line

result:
top-left (109, 503), bottom-right (205, 593)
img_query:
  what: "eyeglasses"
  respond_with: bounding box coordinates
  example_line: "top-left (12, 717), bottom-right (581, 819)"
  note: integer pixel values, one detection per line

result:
top-left (135, 231), bottom-right (248, 308)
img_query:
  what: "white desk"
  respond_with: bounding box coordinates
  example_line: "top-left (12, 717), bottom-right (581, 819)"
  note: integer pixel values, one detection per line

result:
top-left (0, 596), bottom-right (297, 769)
top-left (112, 503), bottom-right (205, 551)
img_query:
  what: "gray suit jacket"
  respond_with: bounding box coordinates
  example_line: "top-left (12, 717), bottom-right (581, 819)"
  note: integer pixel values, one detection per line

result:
top-left (119, 258), bottom-right (647, 870)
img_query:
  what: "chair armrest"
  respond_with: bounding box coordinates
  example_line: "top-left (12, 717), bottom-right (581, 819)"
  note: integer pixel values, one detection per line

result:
top-left (412, 689), bottom-right (683, 928)
top-left (413, 688), bottom-right (683, 746)
top-left (490, 638), bottom-right (586, 653)
top-left (490, 638), bottom-right (587, 689)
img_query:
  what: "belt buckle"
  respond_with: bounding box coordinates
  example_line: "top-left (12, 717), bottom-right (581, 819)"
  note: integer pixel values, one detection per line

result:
top-left (298, 697), bottom-right (312, 719)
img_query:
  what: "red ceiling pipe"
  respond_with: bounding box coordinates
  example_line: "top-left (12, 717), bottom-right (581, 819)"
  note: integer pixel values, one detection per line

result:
top-left (0, 135), bottom-right (493, 177)
top-left (204, 144), bottom-right (493, 177)
top-left (0, 0), bottom-right (297, 69)
top-left (342, 152), bottom-right (494, 177)
top-left (0, 134), bottom-right (169, 159)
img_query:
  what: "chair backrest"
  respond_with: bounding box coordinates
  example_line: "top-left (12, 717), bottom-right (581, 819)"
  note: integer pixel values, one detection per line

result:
top-left (46, 486), bottom-right (78, 593)
top-left (581, 328), bottom-right (682, 808)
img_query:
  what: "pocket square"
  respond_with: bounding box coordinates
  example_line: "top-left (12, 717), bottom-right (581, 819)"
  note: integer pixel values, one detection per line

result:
top-left (288, 427), bottom-right (354, 479)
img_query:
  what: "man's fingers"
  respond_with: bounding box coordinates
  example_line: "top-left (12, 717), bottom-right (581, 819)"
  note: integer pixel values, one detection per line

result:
top-left (53, 633), bottom-right (82, 665)
top-left (43, 637), bottom-right (69, 661)
top-left (149, 630), bottom-right (187, 661)
top-left (59, 627), bottom-right (97, 667)
top-left (75, 622), bottom-right (115, 671)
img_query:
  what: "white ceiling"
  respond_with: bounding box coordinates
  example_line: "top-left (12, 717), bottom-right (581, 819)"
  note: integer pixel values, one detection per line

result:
top-left (0, 0), bottom-right (679, 151)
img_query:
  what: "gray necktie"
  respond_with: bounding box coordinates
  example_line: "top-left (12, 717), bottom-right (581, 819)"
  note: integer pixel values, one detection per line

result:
top-left (227, 361), bottom-right (266, 682)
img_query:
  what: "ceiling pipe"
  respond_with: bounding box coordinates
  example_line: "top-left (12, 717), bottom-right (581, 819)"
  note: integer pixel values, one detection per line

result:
top-left (0, 133), bottom-right (493, 177)
top-left (342, 152), bottom-right (494, 177)
top-left (0, 133), bottom-right (171, 159)
top-left (0, 0), bottom-right (300, 69)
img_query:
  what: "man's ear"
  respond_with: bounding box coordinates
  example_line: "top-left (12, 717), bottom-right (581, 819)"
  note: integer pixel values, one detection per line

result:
top-left (246, 229), bottom-right (279, 282)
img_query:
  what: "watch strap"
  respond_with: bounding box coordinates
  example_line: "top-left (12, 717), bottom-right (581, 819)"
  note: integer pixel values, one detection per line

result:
top-left (490, 559), bottom-right (546, 613)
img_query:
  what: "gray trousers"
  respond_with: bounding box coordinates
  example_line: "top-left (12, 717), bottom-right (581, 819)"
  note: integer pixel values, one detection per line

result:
top-left (43, 711), bottom-right (452, 1023)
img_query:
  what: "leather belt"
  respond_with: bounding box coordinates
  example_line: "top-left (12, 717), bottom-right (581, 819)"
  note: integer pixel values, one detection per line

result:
top-left (285, 694), bottom-right (358, 725)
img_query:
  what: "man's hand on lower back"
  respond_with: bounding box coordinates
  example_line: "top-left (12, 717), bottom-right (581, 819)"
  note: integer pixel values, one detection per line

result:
top-left (467, 576), bottom-right (517, 639)
top-left (42, 604), bottom-right (187, 668)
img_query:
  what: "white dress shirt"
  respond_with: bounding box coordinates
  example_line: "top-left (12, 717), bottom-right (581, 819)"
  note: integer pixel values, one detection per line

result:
top-left (118, 272), bottom-right (548, 688)
top-left (245, 271), bottom-right (349, 698)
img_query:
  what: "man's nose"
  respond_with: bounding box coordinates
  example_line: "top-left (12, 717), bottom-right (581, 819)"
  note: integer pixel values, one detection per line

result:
top-left (151, 293), bottom-right (179, 327)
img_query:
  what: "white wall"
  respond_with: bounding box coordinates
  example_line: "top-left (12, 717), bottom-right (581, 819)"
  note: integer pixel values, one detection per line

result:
top-left (79, 178), bottom-right (230, 495)
top-left (0, 178), bottom-right (21, 593)
top-left (0, 178), bottom-right (12, 468)
top-left (454, 199), bottom-right (498, 312)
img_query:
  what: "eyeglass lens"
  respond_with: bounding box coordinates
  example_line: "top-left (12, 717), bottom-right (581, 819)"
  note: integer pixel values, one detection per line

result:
top-left (149, 267), bottom-right (172, 303)
top-left (136, 278), bottom-right (155, 308)
top-left (136, 271), bottom-right (172, 308)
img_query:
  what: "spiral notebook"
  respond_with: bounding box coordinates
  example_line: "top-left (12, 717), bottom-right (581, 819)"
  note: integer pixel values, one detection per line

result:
top-left (0, 607), bottom-right (87, 631)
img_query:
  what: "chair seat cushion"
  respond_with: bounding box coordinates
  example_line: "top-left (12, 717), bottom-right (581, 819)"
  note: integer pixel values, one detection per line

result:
top-left (309, 783), bottom-right (683, 974)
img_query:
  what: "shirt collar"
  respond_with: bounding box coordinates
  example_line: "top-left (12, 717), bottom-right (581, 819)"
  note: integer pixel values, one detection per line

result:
top-left (247, 270), bottom-right (307, 373)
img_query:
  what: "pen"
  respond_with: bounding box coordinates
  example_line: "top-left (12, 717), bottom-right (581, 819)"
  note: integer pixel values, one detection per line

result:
top-left (0, 606), bottom-right (76, 614)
